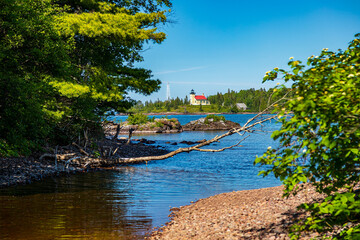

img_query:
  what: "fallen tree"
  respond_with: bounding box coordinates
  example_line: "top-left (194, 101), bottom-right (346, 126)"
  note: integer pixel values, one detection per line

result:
top-left (41, 91), bottom-right (290, 168)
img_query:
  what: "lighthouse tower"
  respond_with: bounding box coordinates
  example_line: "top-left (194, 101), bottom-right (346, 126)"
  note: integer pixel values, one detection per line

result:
top-left (190, 89), bottom-right (196, 105)
top-left (189, 89), bottom-right (210, 105)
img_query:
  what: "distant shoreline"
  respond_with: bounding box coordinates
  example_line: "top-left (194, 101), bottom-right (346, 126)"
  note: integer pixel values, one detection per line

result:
top-left (116, 112), bottom-right (264, 116)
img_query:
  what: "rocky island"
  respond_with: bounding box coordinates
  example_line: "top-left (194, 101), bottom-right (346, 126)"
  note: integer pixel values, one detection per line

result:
top-left (183, 114), bottom-right (240, 131)
top-left (105, 114), bottom-right (241, 136)
top-left (105, 114), bottom-right (183, 136)
top-left (121, 118), bottom-right (183, 134)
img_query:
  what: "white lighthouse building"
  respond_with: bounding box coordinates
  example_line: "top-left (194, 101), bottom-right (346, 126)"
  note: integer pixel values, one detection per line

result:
top-left (189, 89), bottom-right (210, 105)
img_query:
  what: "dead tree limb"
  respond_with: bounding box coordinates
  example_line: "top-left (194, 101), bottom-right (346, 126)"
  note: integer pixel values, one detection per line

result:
top-left (112, 124), bottom-right (121, 140)
top-left (40, 153), bottom-right (76, 161)
top-left (112, 147), bottom-right (119, 156)
top-left (73, 114), bottom-right (278, 167)
top-left (193, 136), bottom-right (249, 152)
top-left (84, 129), bottom-right (89, 149)
top-left (126, 128), bottom-right (135, 145)
top-left (60, 91), bottom-right (291, 168)
top-left (72, 142), bottom-right (89, 156)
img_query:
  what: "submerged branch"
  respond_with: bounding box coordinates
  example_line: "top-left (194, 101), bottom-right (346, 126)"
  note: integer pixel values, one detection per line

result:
top-left (73, 114), bottom-right (278, 167)
top-left (54, 91), bottom-right (290, 168)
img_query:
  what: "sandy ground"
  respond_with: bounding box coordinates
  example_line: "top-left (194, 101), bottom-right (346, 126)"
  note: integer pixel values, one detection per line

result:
top-left (148, 185), bottom-right (324, 240)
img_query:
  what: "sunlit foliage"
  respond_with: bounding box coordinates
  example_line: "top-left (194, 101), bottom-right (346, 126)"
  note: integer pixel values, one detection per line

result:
top-left (256, 34), bottom-right (360, 239)
top-left (0, 0), bottom-right (171, 155)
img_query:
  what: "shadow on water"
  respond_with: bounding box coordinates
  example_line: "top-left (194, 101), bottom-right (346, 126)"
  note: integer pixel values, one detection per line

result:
top-left (0, 114), bottom-right (281, 239)
top-left (0, 171), bottom-right (153, 240)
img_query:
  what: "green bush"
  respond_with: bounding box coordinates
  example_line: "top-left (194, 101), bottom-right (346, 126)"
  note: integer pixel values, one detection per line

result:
top-left (127, 113), bottom-right (150, 125)
top-left (0, 140), bottom-right (19, 157)
top-left (256, 34), bottom-right (360, 239)
top-left (155, 121), bottom-right (164, 127)
top-left (204, 114), bottom-right (226, 124)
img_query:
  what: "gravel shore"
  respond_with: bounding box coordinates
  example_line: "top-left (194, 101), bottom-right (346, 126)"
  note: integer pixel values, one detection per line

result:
top-left (0, 140), bottom-right (168, 188)
top-left (148, 185), bottom-right (324, 240)
top-left (0, 156), bottom-right (82, 188)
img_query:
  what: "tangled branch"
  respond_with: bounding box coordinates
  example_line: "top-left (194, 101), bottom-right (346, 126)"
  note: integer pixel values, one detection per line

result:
top-left (43, 91), bottom-right (290, 168)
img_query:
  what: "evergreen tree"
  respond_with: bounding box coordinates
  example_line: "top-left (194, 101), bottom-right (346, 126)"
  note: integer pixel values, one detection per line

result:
top-left (184, 95), bottom-right (189, 104)
top-left (0, 0), bottom-right (172, 155)
top-left (52, 0), bottom-right (171, 139)
top-left (0, 0), bottom-right (72, 154)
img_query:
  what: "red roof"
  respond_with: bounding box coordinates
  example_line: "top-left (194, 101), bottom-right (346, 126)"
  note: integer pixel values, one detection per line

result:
top-left (195, 95), bottom-right (207, 100)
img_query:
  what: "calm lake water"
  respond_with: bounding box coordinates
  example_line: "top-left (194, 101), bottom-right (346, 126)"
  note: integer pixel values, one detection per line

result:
top-left (0, 114), bottom-right (281, 239)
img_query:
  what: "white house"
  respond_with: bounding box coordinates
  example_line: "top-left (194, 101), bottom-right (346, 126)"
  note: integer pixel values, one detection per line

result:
top-left (236, 103), bottom-right (247, 110)
top-left (189, 89), bottom-right (210, 105)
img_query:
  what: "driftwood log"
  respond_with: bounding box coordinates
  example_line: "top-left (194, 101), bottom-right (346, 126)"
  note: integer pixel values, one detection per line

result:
top-left (40, 92), bottom-right (290, 168)
top-left (78, 113), bottom-right (276, 167)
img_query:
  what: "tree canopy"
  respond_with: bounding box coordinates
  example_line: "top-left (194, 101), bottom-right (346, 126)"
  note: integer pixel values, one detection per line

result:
top-left (256, 33), bottom-right (360, 239)
top-left (0, 0), bottom-right (171, 155)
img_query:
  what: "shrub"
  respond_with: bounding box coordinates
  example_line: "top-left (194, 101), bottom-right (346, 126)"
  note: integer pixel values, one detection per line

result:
top-left (155, 120), bottom-right (164, 127)
top-left (127, 113), bottom-right (150, 125)
top-left (205, 114), bottom-right (226, 124)
top-left (256, 34), bottom-right (360, 239)
top-left (0, 140), bottom-right (18, 157)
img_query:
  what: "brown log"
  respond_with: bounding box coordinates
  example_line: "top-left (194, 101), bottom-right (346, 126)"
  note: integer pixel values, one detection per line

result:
top-left (64, 91), bottom-right (291, 168)
top-left (39, 153), bottom-right (76, 161)
top-left (73, 114), bottom-right (277, 167)
top-left (72, 142), bottom-right (89, 156)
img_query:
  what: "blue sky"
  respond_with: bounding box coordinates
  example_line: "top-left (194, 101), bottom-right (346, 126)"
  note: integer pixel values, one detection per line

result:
top-left (132, 0), bottom-right (360, 102)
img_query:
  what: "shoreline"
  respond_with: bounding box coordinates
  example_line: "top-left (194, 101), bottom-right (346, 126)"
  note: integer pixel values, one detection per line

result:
top-left (1, 139), bottom-right (324, 239)
top-left (0, 156), bottom-right (83, 188)
top-left (0, 140), bottom-right (169, 189)
top-left (117, 112), bottom-right (263, 116)
top-left (148, 185), bottom-right (323, 240)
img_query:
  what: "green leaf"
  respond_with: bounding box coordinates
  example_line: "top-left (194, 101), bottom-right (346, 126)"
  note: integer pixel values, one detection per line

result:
top-left (298, 174), bottom-right (307, 183)
top-left (256, 33), bottom-right (360, 239)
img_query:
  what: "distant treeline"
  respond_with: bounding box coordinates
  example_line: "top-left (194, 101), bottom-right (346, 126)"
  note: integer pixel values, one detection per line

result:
top-left (130, 88), bottom-right (290, 113)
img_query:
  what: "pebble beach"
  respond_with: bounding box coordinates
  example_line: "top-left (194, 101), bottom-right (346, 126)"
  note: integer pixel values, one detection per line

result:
top-left (148, 185), bottom-right (324, 240)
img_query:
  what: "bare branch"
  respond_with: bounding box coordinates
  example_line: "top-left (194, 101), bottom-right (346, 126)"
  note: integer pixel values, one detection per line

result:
top-left (40, 153), bottom-right (76, 161)
top-left (267, 90), bottom-right (275, 108)
top-left (242, 90), bottom-right (291, 128)
top-left (72, 142), bottom-right (89, 156)
top-left (112, 147), bottom-right (119, 156)
top-left (193, 136), bottom-right (250, 152)
top-left (112, 124), bottom-right (121, 140)
top-left (69, 114), bottom-right (279, 167)
top-left (58, 91), bottom-right (292, 168)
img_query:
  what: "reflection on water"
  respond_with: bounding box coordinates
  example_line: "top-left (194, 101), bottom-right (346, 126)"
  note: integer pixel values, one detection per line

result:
top-left (0, 171), bottom-right (152, 239)
top-left (0, 114), bottom-right (281, 239)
